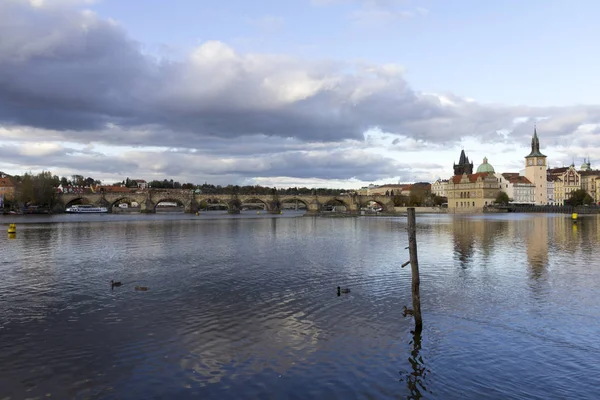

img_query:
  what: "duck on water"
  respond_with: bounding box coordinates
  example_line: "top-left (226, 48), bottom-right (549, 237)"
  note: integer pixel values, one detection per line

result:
top-left (337, 286), bottom-right (350, 295)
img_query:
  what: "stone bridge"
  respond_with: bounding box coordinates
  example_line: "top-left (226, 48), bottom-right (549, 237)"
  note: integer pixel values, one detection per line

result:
top-left (55, 190), bottom-right (396, 214)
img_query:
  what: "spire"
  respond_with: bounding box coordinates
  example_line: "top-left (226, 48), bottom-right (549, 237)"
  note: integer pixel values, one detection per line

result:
top-left (459, 149), bottom-right (466, 164)
top-left (526, 126), bottom-right (546, 158)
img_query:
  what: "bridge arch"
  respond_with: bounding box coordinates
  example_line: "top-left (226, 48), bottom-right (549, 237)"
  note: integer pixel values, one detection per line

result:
top-left (200, 197), bottom-right (229, 211)
top-left (320, 197), bottom-right (351, 212)
top-left (359, 198), bottom-right (393, 212)
top-left (109, 197), bottom-right (141, 212)
top-left (64, 197), bottom-right (95, 209)
top-left (240, 197), bottom-right (269, 211)
top-left (280, 197), bottom-right (309, 211)
top-left (153, 198), bottom-right (186, 212)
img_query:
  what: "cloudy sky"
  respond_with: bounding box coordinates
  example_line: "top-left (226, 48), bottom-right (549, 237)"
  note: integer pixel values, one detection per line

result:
top-left (2, 0), bottom-right (600, 188)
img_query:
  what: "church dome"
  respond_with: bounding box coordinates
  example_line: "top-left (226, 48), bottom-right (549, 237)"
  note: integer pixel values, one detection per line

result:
top-left (580, 158), bottom-right (591, 171)
top-left (476, 157), bottom-right (495, 173)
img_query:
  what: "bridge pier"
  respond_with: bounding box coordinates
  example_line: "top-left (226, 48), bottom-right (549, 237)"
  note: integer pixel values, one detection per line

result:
top-left (307, 201), bottom-right (320, 214)
top-left (141, 199), bottom-right (156, 213)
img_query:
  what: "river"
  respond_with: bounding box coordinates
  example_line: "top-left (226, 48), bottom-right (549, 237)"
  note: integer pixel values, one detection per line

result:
top-left (1, 212), bottom-right (599, 399)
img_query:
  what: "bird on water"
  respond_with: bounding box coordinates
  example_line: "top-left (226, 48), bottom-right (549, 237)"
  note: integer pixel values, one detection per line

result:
top-left (135, 286), bottom-right (149, 291)
top-left (337, 286), bottom-right (350, 294)
top-left (111, 280), bottom-right (122, 287)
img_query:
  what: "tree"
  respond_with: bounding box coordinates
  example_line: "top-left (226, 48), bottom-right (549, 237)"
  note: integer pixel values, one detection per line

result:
top-left (566, 189), bottom-right (593, 207)
top-left (18, 173), bottom-right (35, 205)
top-left (71, 174), bottom-right (84, 186)
top-left (17, 171), bottom-right (59, 207)
top-left (494, 191), bottom-right (510, 205)
top-left (393, 194), bottom-right (409, 207)
top-left (33, 171), bottom-right (60, 207)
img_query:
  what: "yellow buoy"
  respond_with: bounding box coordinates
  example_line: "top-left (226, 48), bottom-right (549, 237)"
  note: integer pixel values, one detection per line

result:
top-left (257, 211), bottom-right (260, 214)
top-left (7, 223), bottom-right (16, 234)
top-left (572, 212), bottom-right (578, 222)
top-left (8, 232), bottom-right (16, 240)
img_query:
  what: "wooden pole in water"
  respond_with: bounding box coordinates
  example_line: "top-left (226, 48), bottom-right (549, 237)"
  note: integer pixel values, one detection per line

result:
top-left (407, 207), bottom-right (423, 332)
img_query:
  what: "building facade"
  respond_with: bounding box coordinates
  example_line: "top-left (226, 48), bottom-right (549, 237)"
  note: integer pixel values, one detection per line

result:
top-left (0, 173), bottom-right (17, 200)
top-left (580, 169), bottom-right (600, 203)
top-left (547, 176), bottom-right (558, 205)
top-left (499, 173), bottom-right (534, 203)
top-left (446, 154), bottom-right (501, 211)
top-left (431, 179), bottom-right (449, 198)
top-left (551, 165), bottom-right (580, 205)
top-left (524, 128), bottom-right (548, 205)
top-left (446, 172), bottom-right (501, 210)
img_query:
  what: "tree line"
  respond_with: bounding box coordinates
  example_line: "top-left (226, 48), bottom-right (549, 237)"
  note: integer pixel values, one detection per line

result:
top-left (2, 171), bottom-right (450, 211)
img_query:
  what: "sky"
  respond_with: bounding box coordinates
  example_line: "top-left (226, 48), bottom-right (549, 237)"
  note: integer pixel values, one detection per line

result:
top-left (1, 0), bottom-right (600, 188)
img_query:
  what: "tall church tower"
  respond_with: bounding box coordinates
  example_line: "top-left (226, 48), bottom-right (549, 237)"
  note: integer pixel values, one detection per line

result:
top-left (453, 149), bottom-right (474, 176)
top-left (525, 127), bottom-right (547, 205)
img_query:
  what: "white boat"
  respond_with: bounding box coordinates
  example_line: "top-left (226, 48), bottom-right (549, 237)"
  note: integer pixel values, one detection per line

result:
top-left (65, 204), bottom-right (108, 213)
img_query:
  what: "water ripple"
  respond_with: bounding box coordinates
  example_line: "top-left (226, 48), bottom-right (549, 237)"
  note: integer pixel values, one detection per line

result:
top-left (1, 214), bottom-right (600, 399)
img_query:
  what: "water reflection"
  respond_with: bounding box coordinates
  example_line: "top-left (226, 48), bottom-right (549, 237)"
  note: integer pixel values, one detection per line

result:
top-left (452, 218), bottom-right (476, 268)
top-left (2, 214), bottom-right (600, 399)
top-left (526, 216), bottom-right (549, 279)
top-left (400, 329), bottom-right (430, 399)
top-left (449, 216), bottom-right (510, 269)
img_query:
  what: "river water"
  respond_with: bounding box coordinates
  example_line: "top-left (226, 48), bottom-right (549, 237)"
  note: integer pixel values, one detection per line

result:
top-left (1, 212), bottom-right (599, 399)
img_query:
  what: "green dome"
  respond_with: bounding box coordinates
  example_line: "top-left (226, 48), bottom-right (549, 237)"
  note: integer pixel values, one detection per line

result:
top-left (476, 157), bottom-right (495, 173)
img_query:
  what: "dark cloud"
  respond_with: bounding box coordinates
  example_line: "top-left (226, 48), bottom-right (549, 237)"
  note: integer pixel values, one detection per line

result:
top-left (1, 1), bottom-right (600, 185)
top-left (0, 1), bottom-right (510, 147)
top-left (0, 143), bottom-right (138, 174)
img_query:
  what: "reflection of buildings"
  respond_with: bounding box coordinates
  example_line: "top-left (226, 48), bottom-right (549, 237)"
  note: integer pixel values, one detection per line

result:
top-left (450, 217), bottom-right (507, 267)
top-left (452, 218), bottom-right (477, 267)
top-left (525, 216), bottom-right (549, 278)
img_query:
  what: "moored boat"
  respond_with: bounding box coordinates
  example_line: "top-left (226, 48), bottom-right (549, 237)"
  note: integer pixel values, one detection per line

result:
top-left (65, 204), bottom-right (108, 213)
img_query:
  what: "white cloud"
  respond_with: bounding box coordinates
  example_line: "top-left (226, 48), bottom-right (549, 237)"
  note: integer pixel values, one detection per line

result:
top-left (1, 0), bottom-right (600, 188)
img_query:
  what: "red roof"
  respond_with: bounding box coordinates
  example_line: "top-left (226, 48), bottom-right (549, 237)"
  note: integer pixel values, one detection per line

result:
top-left (508, 176), bottom-right (532, 184)
top-left (451, 172), bottom-right (489, 184)
top-left (0, 176), bottom-right (16, 187)
top-left (501, 172), bottom-right (519, 180)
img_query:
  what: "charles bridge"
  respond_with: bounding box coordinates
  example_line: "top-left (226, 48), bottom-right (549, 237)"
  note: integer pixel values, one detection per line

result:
top-left (55, 189), bottom-right (396, 214)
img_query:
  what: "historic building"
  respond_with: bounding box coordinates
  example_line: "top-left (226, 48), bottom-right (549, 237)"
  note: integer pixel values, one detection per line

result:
top-left (548, 165), bottom-right (580, 205)
top-left (547, 175), bottom-right (559, 205)
top-left (453, 149), bottom-right (474, 175)
top-left (579, 161), bottom-right (600, 203)
top-left (525, 128), bottom-right (548, 205)
top-left (447, 156), bottom-right (501, 211)
top-left (498, 173), bottom-right (535, 204)
top-left (0, 173), bottom-right (17, 200)
top-left (431, 179), bottom-right (448, 198)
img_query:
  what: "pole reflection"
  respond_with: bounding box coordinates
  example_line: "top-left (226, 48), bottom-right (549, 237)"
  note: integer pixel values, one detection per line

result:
top-left (400, 328), bottom-right (431, 399)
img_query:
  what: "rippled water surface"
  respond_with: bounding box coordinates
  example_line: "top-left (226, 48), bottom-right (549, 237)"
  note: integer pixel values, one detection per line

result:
top-left (1, 212), bottom-right (599, 399)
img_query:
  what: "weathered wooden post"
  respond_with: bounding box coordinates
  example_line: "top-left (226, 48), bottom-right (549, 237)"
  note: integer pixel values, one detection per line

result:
top-left (406, 207), bottom-right (422, 332)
